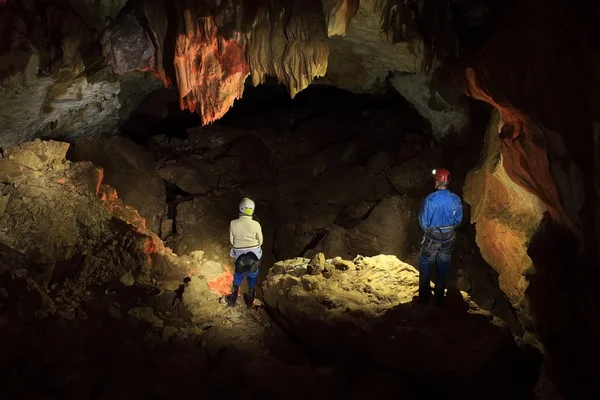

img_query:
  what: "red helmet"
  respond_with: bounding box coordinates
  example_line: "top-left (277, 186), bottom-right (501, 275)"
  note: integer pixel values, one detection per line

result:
top-left (432, 168), bottom-right (451, 183)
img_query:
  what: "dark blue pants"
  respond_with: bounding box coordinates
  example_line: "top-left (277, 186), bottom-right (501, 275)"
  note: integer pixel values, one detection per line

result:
top-left (233, 269), bottom-right (259, 288)
top-left (232, 252), bottom-right (260, 289)
top-left (419, 231), bottom-right (455, 302)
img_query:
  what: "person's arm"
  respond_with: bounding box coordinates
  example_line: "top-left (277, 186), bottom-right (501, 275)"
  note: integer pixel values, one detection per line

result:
top-left (453, 197), bottom-right (463, 227)
top-left (229, 222), bottom-right (235, 246)
top-left (256, 223), bottom-right (264, 247)
top-left (418, 198), bottom-right (429, 232)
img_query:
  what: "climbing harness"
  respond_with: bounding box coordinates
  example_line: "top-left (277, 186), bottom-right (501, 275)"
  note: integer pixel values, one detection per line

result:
top-left (422, 226), bottom-right (455, 248)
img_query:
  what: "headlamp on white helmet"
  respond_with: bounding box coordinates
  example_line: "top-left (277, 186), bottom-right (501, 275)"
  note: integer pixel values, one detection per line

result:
top-left (239, 197), bottom-right (255, 216)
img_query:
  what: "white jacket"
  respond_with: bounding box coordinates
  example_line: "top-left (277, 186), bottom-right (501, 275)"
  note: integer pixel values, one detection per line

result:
top-left (229, 215), bottom-right (263, 249)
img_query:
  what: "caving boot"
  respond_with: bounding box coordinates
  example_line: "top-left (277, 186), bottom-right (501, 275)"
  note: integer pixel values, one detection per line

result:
top-left (225, 285), bottom-right (239, 306)
top-left (246, 287), bottom-right (256, 308)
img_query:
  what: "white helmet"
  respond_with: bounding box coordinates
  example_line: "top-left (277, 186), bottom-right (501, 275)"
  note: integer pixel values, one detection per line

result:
top-left (239, 197), bottom-right (255, 216)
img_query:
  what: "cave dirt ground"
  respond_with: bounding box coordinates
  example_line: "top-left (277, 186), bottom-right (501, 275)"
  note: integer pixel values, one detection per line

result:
top-left (0, 83), bottom-right (543, 399)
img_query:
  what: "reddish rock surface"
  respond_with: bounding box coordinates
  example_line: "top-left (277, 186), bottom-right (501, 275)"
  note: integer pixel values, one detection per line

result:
top-left (173, 7), bottom-right (250, 124)
top-left (460, 0), bottom-right (599, 396)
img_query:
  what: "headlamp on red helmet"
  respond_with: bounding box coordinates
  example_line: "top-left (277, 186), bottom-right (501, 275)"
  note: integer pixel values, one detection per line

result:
top-left (432, 168), bottom-right (451, 183)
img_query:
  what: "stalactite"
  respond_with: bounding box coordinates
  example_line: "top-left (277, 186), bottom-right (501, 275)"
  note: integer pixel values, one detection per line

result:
top-left (164, 0), bottom-right (333, 123)
top-left (173, 3), bottom-right (250, 124)
top-left (322, 0), bottom-right (359, 36)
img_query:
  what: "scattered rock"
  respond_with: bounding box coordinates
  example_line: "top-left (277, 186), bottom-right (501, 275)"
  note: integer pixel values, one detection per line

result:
top-left (4, 139), bottom-right (69, 169)
top-left (270, 258), bottom-right (309, 277)
top-left (119, 272), bottom-right (135, 287)
top-left (264, 255), bottom-right (420, 323)
top-left (332, 257), bottom-right (354, 271)
top-left (307, 253), bottom-right (325, 275)
top-left (190, 250), bottom-right (204, 263)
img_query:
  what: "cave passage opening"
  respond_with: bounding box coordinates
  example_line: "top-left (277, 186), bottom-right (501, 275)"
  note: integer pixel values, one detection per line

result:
top-left (115, 77), bottom-right (528, 342)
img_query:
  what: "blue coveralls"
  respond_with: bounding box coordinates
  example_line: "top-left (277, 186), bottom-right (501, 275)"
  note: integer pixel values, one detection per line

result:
top-left (230, 247), bottom-right (262, 288)
top-left (418, 189), bottom-right (463, 303)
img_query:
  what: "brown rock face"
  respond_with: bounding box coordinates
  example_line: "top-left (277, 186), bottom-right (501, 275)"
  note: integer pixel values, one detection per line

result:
top-left (172, 195), bottom-right (239, 260)
top-left (68, 136), bottom-right (167, 233)
top-left (460, 0), bottom-right (599, 396)
top-left (307, 195), bottom-right (421, 262)
top-left (463, 110), bottom-right (546, 329)
top-left (0, 0), bottom-right (163, 146)
top-left (0, 139), bottom-right (159, 287)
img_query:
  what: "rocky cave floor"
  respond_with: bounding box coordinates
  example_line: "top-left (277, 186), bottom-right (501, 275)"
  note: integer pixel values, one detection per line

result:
top-left (0, 84), bottom-right (544, 399)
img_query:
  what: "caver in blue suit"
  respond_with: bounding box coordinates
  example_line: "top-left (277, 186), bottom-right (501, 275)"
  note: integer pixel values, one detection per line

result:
top-left (418, 170), bottom-right (463, 306)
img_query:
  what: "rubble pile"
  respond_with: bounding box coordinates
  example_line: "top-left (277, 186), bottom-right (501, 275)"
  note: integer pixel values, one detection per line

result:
top-left (261, 253), bottom-right (537, 397)
top-left (0, 140), bottom-right (283, 396)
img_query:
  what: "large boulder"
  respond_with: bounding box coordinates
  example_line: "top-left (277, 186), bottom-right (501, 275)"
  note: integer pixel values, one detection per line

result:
top-left (68, 136), bottom-right (166, 233)
top-left (306, 196), bottom-right (421, 262)
top-left (0, 139), bottom-right (165, 288)
top-left (262, 254), bottom-right (529, 397)
top-left (101, 8), bottom-right (156, 75)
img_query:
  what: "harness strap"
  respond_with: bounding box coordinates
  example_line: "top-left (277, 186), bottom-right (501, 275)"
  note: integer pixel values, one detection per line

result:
top-left (429, 225), bottom-right (454, 232)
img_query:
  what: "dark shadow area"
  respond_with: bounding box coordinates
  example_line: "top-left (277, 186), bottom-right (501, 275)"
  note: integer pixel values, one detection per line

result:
top-left (263, 293), bottom-right (540, 400)
top-left (2, 268), bottom-right (472, 399)
top-left (219, 78), bottom-right (424, 132)
top-left (121, 88), bottom-right (202, 142)
top-left (121, 77), bottom-right (427, 145)
top-left (526, 214), bottom-right (600, 398)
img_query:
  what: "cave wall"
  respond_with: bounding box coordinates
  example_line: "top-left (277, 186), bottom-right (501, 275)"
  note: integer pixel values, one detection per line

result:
top-left (460, 0), bottom-right (600, 396)
top-left (0, 0), bottom-right (163, 147)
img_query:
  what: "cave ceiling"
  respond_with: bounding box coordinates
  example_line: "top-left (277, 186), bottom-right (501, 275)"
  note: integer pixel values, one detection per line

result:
top-left (0, 0), bottom-right (481, 145)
